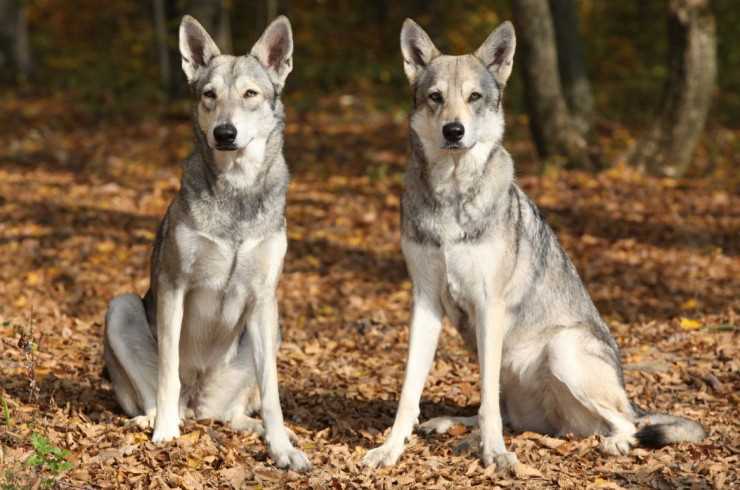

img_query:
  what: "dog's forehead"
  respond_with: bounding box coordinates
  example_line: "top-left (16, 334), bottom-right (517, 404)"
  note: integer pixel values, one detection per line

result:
top-left (419, 55), bottom-right (494, 93)
top-left (232, 56), bottom-right (272, 86)
top-left (201, 55), bottom-right (272, 92)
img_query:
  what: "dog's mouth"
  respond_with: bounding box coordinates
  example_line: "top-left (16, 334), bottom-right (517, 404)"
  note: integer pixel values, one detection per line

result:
top-left (215, 143), bottom-right (239, 152)
top-left (442, 142), bottom-right (473, 151)
top-left (214, 137), bottom-right (254, 153)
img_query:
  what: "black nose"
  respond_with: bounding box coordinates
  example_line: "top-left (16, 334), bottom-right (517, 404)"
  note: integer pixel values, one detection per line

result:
top-left (213, 123), bottom-right (237, 145)
top-left (442, 122), bottom-right (465, 143)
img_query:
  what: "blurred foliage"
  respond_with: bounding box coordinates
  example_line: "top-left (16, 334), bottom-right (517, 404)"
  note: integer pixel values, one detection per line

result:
top-left (8, 0), bottom-right (739, 126)
top-left (29, 0), bottom-right (163, 113)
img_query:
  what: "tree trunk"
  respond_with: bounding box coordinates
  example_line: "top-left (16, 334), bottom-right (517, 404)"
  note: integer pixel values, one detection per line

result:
top-left (266, 0), bottom-right (278, 22)
top-left (153, 0), bottom-right (172, 95)
top-left (512, 0), bottom-right (589, 169)
top-left (0, 0), bottom-right (33, 83)
top-left (630, 0), bottom-right (717, 177)
top-left (216, 0), bottom-right (232, 55)
top-left (257, 0), bottom-right (280, 33)
top-left (549, 0), bottom-right (593, 134)
top-left (190, 0), bottom-right (232, 53)
top-left (165, 0), bottom-right (186, 97)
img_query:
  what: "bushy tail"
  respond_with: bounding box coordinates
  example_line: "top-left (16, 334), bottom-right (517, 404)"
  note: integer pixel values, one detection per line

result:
top-left (634, 413), bottom-right (706, 448)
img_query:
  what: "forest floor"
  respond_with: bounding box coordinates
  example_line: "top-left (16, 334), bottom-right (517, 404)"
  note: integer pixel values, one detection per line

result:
top-left (0, 95), bottom-right (738, 489)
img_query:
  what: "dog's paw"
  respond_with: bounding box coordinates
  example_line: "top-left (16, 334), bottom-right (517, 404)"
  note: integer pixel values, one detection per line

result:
top-left (418, 415), bottom-right (477, 435)
top-left (599, 433), bottom-right (636, 456)
top-left (269, 445), bottom-right (312, 472)
top-left (230, 414), bottom-right (265, 436)
top-left (152, 418), bottom-right (181, 443)
top-left (128, 413), bottom-right (156, 430)
top-left (234, 417), bottom-right (300, 444)
top-left (418, 417), bottom-right (455, 435)
top-left (362, 442), bottom-right (404, 469)
top-left (482, 450), bottom-right (519, 473)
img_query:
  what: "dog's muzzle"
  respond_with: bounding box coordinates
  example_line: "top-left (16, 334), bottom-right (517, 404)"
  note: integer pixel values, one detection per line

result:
top-left (214, 123), bottom-right (238, 151)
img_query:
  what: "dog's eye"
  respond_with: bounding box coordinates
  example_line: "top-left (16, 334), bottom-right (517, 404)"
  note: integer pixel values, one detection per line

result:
top-left (203, 90), bottom-right (216, 99)
top-left (468, 92), bottom-right (482, 102)
top-left (428, 92), bottom-right (443, 104)
top-left (244, 89), bottom-right (258, 98)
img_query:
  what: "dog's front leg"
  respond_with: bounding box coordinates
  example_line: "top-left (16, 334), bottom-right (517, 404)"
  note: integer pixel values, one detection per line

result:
top-left (363, 292), bottom-right (443, 468)
top-left (476, 300), bottom-right (518, 471)
top-left (152, 283), bottom-right (185, 443)
top-left (247, 296), bottom-right (311, 472)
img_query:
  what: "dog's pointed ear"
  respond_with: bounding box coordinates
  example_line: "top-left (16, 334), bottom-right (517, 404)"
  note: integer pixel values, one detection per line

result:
top-left (475, 21), bottom-right (516, 87)
top-left (400, 18), bottom-right (440, 86)
top-left (179, 15), bottom-right (221, 83)
top-left (250, 16), bottom-right (294, 90)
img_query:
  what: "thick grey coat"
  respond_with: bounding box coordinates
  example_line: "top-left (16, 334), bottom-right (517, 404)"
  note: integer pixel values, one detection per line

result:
top-left (103, 15), bottom-right (311, 472)
top-left (364, 18), bottom-right (705, 472)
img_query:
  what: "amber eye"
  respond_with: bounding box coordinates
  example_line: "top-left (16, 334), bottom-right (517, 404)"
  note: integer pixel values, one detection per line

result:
top-left (244, 89), bottom-right (258, 98)
top-left (468, 92), bottom-right (482, 102)
top-left (428, 92), bottom-right (443, 104)
top-left (203, 89), bottom-right (216, 99)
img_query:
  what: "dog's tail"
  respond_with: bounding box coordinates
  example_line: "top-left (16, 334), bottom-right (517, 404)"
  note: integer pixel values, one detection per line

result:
top-left (633, 412), bottom-right (706, 448)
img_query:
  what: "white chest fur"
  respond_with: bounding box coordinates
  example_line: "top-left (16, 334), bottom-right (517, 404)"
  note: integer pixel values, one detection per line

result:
top-left (403, 237), bottom-right (507, 323)
top-left (175, 224), bottom-right (287, 371)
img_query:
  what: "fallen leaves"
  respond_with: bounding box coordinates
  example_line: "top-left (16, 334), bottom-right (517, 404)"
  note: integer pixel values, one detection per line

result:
top-left (680, 317), bottom-right (703, 330)
top-left (513, 462), bottom-right (543, 479)
top-left (0, 97), bottom-right (738, 488)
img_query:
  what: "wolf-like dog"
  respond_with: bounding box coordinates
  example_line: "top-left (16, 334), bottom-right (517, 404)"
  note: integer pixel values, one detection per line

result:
top-left (363, 19), bottom-right (705, 472)
top-left (103, 15), bottom-right (311, 471)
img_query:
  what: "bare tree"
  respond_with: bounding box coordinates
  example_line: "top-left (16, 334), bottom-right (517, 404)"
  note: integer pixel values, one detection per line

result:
top-left (190, 0), bottom-right (232, 53)
top-left (512, 0), bottom-right (589, 169)
top-left (0, 0), bottom-right (33, 83)
top-left (256, 0), bottom-right (282, 32)
top-left (550, 0), bottom-right (593, 133)
top-left (630, 0), bottom-right (717, 177)
top-left (266, 0), bottom-right (278, 22)
top-left (153, 0), bottom-right (172, 94)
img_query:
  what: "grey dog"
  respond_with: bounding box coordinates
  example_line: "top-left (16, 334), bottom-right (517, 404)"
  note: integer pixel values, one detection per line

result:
top-left (363, 18), bottom-right (705, 472)
top-left (103, 15), bottom-right (310, 471)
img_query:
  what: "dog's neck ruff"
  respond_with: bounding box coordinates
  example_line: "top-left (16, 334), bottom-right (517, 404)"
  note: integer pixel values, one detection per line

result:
top-left (178, 111), bottom-right (289, 242)
top-left (402, 129), bottom-right (514, 246)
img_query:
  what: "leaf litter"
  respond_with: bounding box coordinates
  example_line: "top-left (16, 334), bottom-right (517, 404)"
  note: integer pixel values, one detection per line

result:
top-left (0, 97), bottom-right (738, 488)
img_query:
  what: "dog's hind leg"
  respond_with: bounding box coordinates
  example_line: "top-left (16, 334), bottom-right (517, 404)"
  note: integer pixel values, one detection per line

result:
top-left (104, 293), bottom-right (159, 428)
top-left (196, 332), bottom-right (266, 437)
top-left (103, 333), bottom-right (139, 416)
top-left (544, 326), bottom-right (638, 456)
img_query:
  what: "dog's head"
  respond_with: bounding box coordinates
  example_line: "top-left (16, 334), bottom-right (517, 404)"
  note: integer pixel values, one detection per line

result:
top-left (179, 15), bottom-right (293, 153)
top-left (401, 19), bottom-right (515, 153)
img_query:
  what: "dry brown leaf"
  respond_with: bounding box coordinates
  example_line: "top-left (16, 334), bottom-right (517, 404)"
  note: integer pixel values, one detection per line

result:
top-left (514, 462), bottom-right (543, 479)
